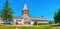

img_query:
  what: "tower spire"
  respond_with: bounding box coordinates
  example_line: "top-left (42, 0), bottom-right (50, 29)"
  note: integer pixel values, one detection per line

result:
top-left (22, 0), bottom-right (29, 15)
top-left (23, 3), bottom-right (27, 10)
top-left (23, 0), bottom-right (28, 10)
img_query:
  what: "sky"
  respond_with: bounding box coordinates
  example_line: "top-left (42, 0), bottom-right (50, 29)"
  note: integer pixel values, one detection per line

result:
top-left (0, 0), bottom-right (60, 21)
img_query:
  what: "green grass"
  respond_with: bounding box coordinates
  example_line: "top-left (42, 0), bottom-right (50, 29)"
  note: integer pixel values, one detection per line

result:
top-left (0, 25), bottom-right (60, 29)
top-left (0, 25), bottom-right (16, 29)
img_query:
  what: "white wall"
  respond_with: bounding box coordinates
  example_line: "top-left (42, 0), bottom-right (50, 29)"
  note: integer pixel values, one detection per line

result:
top-left (0, 19), bottom-right (4, 24)
top-left (13, 19), bottom-right (24, 25)
top-left (31, 21), bottom-right (34, 25)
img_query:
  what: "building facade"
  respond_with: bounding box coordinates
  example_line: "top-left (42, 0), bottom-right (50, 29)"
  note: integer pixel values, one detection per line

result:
top-left (13, 3), bottom-right (49, 25)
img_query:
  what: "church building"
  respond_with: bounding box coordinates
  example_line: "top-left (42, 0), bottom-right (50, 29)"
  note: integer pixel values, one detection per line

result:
top-left (13, 3), bottom-right (49, 25)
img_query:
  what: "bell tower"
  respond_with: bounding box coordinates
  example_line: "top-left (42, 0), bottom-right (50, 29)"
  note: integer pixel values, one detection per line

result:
top-left (22, 3), bottom-right (31, 25)
top-left (22, 3), bottom-right (29, 16)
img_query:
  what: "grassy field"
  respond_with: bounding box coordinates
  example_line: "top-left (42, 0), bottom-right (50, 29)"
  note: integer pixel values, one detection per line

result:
top-left (0, 25), bottom-right (60, 29)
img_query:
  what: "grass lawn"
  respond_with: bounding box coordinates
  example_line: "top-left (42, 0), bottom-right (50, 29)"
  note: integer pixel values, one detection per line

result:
top-left (0, 25), bottom-right (60, 29)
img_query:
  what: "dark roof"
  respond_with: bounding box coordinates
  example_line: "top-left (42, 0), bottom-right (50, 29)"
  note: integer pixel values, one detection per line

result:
top-left (13, 16), bottom-right (23, 19)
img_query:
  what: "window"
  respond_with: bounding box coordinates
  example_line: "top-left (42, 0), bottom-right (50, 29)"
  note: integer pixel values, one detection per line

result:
top-left (19, 20), bottom-right (21, 22)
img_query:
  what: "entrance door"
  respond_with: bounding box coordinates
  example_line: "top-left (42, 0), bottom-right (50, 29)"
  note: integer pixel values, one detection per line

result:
top-left (24, 21), bottom-right (31, 25)
top-left (16, 20), bottom-right (18, 25)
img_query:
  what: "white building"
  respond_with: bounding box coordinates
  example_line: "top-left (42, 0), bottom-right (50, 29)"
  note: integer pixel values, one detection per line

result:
top-left (13, 3), bottom-right (49, 25)
top-left (0, 18), bottom-right (4, 24)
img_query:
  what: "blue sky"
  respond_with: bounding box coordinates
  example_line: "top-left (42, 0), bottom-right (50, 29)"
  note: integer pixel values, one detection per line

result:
top-left (0, 0), bottom-right (60, 21)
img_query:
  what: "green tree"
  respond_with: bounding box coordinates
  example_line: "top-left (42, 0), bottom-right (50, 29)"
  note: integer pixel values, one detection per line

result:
top-left (33, 20), bottom-right (37, 25)
top-left (0, 0), bottom-right (13, 23)
top-left (49, 21), bottom-right (52, 24)
top-left (54, 8), bottom-right (60, 23)
top-left (54, 12), bottom-right (57, 23)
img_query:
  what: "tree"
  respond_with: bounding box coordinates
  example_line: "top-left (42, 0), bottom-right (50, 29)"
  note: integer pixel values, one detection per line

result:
top-left (49, 21), bottom-right (52, 24)
top-left (54, 8), bottom-right (60, 23)
top-left (0, 0), bottom-right (13, 23)
top-left (54, 12), bottom-right (57, 23)
top-left (33, 20), bottom-right (37, 25)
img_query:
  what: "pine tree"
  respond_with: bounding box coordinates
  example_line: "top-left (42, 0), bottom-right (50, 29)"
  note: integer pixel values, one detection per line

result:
top-left (56, 8), bottom-right (60, 23)
top-left (1, 0), bottom-right (13, 23)
top-left (54, 12), bottom-right (57, 23)
top-left (54, 8), bottom-right (60, 23)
